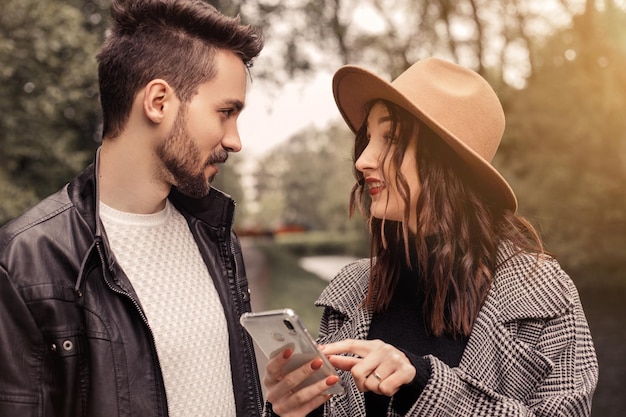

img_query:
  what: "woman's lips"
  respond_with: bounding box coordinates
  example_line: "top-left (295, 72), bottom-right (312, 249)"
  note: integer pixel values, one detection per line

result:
top-left (365, 178), bottom-right (385, 196)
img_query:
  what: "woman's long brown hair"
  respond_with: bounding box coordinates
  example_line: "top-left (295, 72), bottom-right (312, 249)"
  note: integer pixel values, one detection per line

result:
top-left (350, 100), bottom-right (544, 337)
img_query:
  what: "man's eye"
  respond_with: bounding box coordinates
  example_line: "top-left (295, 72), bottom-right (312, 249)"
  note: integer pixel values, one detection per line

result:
top-left (220, 109), bottom-right (234, 117)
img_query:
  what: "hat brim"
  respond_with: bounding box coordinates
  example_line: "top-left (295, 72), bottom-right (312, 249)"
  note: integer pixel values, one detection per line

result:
top-left (332, 65), bottom-right (518, 212)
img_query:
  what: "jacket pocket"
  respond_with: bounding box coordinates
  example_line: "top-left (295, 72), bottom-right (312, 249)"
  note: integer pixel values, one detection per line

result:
top-left (0, 392), bottom-right (39, 417)
top-left (462, 316), bottom-right (553, 403)
top-left (41, 329), bottom-right (89, 416)
top-left (45, 332), bottom-right (84, 358)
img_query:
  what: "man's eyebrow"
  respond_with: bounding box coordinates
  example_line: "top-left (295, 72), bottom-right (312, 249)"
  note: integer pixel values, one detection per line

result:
top-left (221, 99), bottom-right (244, 111)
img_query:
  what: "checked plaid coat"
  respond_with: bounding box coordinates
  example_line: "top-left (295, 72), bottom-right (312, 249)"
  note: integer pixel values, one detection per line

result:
top-left (310, 243), bottom-right (598, 417)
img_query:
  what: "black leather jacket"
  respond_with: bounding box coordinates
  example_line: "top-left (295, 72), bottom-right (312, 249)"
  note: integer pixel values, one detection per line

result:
top-left (0, 156), bottom-right (263, 416)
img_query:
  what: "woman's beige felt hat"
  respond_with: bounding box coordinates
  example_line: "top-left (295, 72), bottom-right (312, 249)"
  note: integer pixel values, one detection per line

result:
top-left (332, 57), bottom-right (518, 212)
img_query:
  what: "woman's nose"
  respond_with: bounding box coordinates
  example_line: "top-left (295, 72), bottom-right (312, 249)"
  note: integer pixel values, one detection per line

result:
top-left (355, 142), bottom-right (379, 173)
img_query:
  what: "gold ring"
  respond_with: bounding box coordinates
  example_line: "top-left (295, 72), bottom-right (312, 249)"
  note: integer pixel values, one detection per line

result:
top-left (373, 371), bottom-right (382, 381)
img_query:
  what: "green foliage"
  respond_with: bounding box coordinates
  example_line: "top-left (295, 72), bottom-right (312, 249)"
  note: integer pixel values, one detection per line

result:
top-left (253, 122), bottom-right (361, 231)
top-left (0, 0), bottom-right (103, 224)
top-left (499, 6), bottom-right (626, 281)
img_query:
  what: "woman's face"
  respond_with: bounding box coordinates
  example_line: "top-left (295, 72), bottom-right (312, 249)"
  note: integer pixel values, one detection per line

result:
top-left (355, 102), bottom-right (421, 231)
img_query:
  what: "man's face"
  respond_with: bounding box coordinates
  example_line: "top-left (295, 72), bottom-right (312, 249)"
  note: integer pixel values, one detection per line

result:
top-left (157, 49), bottom-right (247, 198)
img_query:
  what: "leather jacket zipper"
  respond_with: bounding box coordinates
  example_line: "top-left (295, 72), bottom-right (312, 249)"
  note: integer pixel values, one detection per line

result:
top-left (95, 237), bottom-right (169, 416)
top-left (229, 204), bottom-right (264, 416)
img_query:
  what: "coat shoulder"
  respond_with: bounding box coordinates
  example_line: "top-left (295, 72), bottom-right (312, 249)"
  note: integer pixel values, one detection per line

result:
top-left (493, 246), bottom-right (578, 322)
top-left (315, 258), bottom-right (370, 316)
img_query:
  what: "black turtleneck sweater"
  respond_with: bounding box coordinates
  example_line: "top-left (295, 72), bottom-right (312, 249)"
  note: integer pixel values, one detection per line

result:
top-left (365, 260), bottom-right (469, 415)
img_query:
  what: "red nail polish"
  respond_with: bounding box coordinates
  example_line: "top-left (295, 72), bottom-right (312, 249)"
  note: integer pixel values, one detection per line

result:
top-left (283, 349), bottom-right (293, 359)
top-left (326, 375), bottom-right (339, 385)
top-left (311, 359), bottom-right (323, 370)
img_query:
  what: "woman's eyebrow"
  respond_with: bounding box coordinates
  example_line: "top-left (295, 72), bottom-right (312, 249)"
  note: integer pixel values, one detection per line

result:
top-left (366, 115), bottom-right (392, 129)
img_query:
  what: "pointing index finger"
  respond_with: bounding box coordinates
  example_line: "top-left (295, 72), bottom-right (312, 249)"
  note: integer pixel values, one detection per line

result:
top-left (320, 339), bottom-right (373, 357)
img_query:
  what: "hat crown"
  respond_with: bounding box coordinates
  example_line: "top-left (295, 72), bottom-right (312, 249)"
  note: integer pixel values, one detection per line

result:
top-left (392, 58), bottom-right (505, 163)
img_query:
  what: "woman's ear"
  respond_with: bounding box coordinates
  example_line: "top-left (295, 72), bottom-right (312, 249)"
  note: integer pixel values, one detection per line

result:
top-left (143, 79), bottom-right (175, 124)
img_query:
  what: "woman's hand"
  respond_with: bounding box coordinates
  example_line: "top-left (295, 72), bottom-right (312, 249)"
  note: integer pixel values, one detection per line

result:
top-left (263, 348), bottom-right (340, 417)
top-left (321, 339), bottom-right (416, 396)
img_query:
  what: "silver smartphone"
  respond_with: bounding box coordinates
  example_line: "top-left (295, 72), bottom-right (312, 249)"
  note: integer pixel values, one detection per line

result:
top-left (240, 308), bottom-right (345, 395)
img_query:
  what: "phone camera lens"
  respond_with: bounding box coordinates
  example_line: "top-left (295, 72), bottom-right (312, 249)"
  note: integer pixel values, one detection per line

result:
top-left (283, 319), bottom-right (295, 331)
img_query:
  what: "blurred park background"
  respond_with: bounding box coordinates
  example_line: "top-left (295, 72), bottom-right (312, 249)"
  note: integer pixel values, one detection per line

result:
top-left (1, 0), bottom-right (624, 415)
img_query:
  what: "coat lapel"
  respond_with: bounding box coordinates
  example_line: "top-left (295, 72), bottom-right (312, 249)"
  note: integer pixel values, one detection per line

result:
top-left (316, 259), bottom-right (372, 416)
top-left (460, 244), bottom-right (574, 402)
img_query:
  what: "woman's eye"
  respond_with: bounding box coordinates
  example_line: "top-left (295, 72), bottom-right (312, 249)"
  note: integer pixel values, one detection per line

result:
top-left (384, 133), bottom-right (398, 144)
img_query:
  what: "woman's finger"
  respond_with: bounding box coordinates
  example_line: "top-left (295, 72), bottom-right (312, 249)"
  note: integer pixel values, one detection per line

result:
top-left (363, 369), bottom-right (386, 393)
top-left (264, 347), bottom-right (294, 388)
top-left (266, 357), bottom-right (325, 404)
top-left (362, 351), bottom-right (417, 395)
top-left (327, 354), bottom-right (360, 371)
top-left (320, 339), bottom-right (383, 358)
top-left (375, 366), bottom-right (415, 396)
top-left (322, 340), bottom-right (416, 395)
top-left (267, 362), bottom-right (340, 417)
top-left (271, 382), bottom-right (333, 417)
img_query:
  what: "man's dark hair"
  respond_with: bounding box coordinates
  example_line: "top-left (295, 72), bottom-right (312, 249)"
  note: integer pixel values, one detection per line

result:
top-left (97, 0), bottom-right (264, 139)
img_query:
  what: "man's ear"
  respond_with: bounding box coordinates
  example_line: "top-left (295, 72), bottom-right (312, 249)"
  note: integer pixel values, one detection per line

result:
top-left (143, 79), bottom-right (175, 124)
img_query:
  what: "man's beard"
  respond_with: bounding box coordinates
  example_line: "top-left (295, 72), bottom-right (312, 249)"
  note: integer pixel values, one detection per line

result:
top-left (157, 110), bottom-right (228, 199)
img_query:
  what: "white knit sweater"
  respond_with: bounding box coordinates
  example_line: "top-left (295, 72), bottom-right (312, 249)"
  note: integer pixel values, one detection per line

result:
top-left (100, 200), bottom-right (236, 417)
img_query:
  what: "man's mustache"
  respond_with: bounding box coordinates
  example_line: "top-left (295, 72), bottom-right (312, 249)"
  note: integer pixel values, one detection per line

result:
top-left (207, 149), bottom-right (229, 165)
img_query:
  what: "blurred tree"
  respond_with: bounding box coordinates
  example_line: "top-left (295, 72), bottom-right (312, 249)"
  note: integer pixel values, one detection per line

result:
top-left (0, 0), bottom-right (255, 225)
top-left (253, 123), bottom-right (360, 231)
top-left (0, 0), bottom-right (103, 225)
top-left (500, 1), bottom-right (626, 279)
top-left (252, 0), bottom-right (589, 85)
top-left (253, 155), bottom-right (289, 229)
